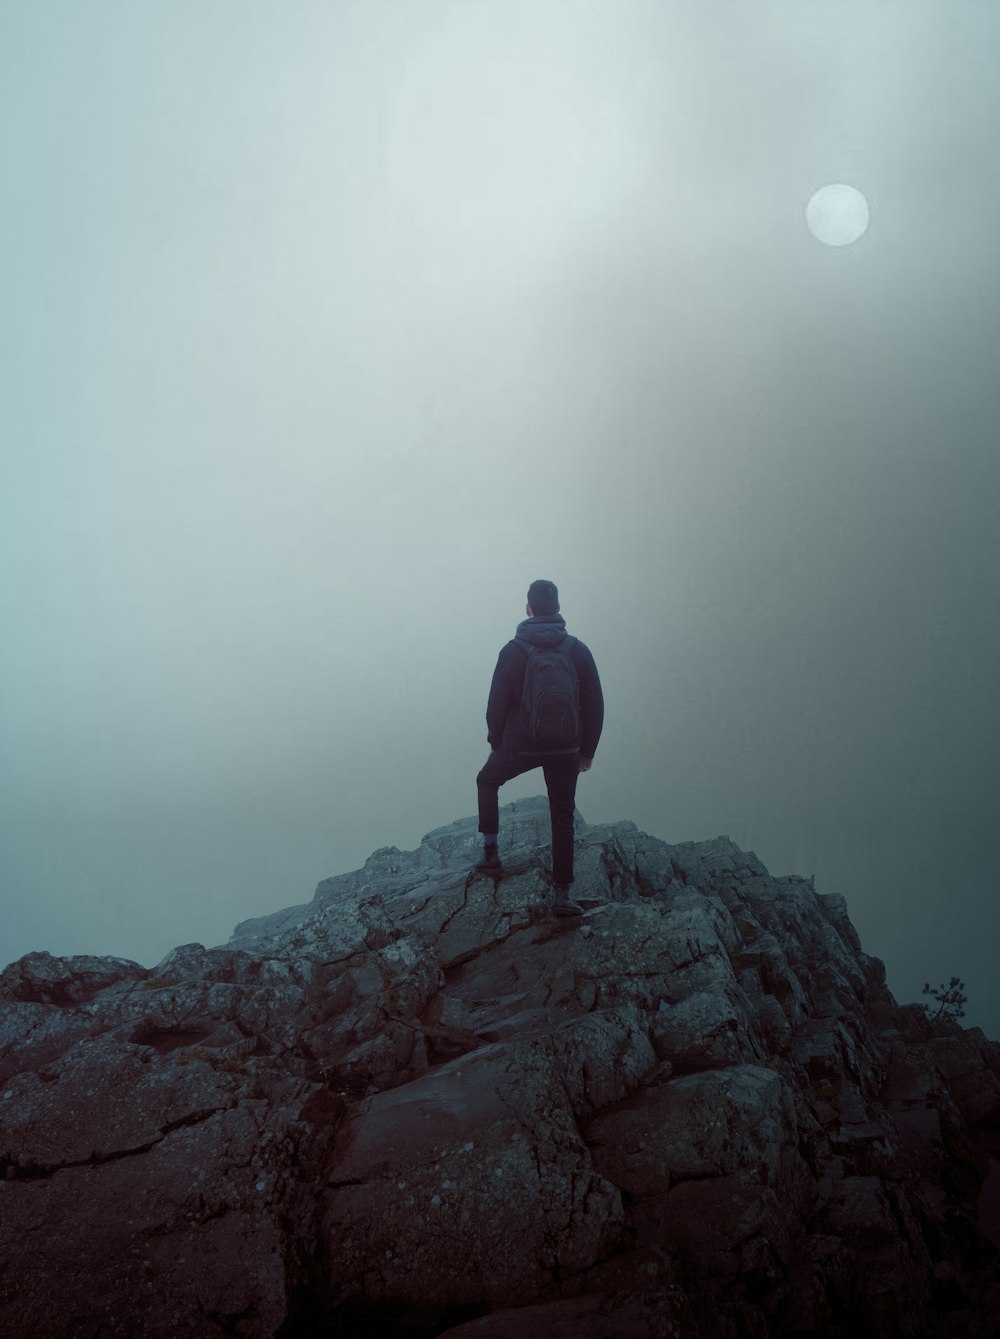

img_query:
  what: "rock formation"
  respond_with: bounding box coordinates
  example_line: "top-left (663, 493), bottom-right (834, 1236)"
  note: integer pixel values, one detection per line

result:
top-left (2, 797), bottom-right (999, 1337)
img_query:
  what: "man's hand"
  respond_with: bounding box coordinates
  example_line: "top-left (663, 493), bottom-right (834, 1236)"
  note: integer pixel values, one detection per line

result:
top-left (578, 756), bottom-right (593, 773)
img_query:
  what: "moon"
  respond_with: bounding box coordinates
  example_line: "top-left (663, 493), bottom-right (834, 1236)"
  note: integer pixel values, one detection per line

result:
top-left (806, 183), bottom-right (870, 247)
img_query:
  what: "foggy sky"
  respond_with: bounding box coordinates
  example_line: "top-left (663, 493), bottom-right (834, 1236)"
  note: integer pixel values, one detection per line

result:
top-left (3, 1), bottom-right (999, 1035)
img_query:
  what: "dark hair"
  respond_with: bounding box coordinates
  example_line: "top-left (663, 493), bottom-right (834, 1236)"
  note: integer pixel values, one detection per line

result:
top-left (526, 579), bottom-right (559, 615)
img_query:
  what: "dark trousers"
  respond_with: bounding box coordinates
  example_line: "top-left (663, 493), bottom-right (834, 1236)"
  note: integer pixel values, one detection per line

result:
top-left (476, 746), bottom-right (580, 885)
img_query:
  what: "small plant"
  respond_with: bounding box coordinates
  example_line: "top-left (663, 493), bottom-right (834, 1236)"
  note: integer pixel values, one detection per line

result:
top-left (921, 976), bottom-right (967, 1020)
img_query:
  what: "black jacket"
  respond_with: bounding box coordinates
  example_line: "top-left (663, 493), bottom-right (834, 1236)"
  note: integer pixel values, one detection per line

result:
top-left (486, 614), bottom-right (604, 758)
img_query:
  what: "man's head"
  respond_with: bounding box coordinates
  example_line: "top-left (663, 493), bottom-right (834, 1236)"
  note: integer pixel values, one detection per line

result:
top-left (526, 578), bottom-right (559, 617)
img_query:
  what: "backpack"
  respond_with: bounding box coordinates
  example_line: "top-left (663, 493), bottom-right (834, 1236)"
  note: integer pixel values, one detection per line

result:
top-left (514, 636), bottom-right (581, 754)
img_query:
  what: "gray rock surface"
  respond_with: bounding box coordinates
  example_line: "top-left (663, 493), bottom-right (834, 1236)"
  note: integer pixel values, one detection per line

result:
top-left (1, 795), bottom-right (998, 1336)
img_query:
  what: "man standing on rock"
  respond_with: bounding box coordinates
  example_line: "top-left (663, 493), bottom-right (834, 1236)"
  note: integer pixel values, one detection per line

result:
top-left (475, 579), bottom-right (604, 917)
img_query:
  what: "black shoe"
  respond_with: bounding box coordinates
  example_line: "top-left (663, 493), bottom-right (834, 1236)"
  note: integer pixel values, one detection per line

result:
top-left (474, 848), bottom-right (503, 876)
top-left (552, 883), bottom-right (584, 917)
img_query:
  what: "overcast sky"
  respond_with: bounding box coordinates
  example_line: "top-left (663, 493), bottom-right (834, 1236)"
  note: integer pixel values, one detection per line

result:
top-left (3, 1), bottom-right (998, 1035)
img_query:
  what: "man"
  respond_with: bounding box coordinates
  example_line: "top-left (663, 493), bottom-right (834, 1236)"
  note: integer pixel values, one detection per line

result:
top-left (475, 579), bottom-right (604, 917)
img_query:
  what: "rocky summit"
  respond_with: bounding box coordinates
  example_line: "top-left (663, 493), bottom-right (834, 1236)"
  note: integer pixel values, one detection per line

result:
top-left (2, 797), bottom-right (999, 1338)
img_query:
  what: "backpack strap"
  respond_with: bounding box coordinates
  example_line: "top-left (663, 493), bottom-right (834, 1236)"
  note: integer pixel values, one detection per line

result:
top-left (514, 636), bottom-right (577, 657)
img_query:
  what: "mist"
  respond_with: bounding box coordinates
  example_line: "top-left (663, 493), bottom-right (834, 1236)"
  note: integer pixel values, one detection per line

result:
top-left (3, 1), bottom-right (998, 1035)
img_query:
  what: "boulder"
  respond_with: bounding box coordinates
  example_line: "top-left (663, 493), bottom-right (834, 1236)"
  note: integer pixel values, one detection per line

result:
top-left (1, 795), bottom-right (998, 1336)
